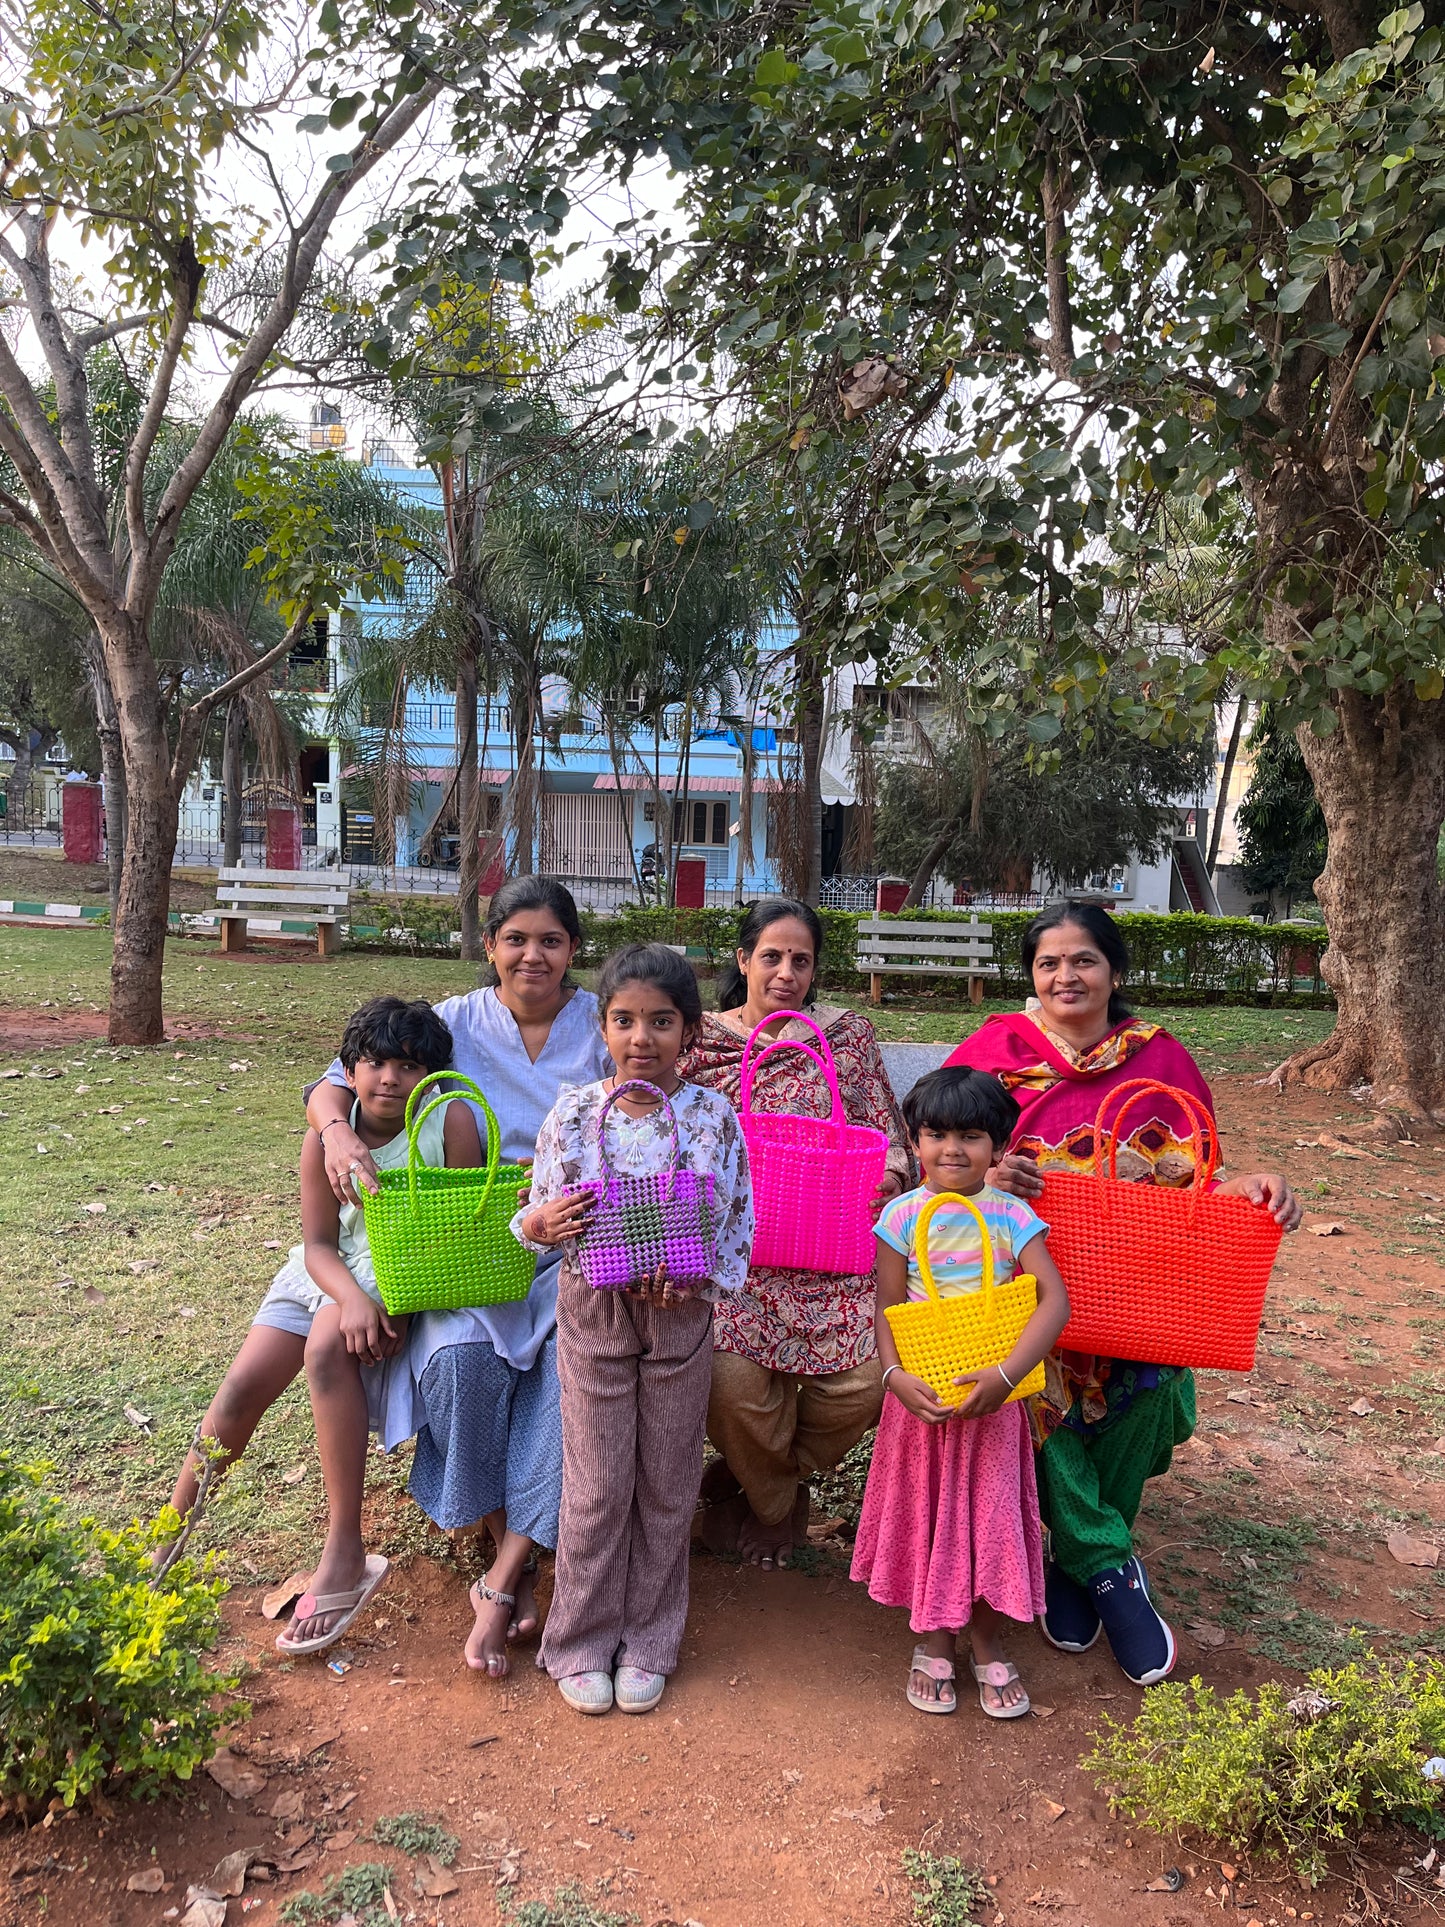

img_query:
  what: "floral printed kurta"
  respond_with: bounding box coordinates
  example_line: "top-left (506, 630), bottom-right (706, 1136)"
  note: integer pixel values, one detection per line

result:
top-left (678, 1005), bottom-right (911, 1374)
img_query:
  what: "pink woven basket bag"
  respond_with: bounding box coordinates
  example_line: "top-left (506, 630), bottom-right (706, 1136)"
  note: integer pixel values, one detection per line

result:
top-left (739, 1011), bottom-right (889, 1275)
top-left (574, 1081), bottom-right (718, 1292)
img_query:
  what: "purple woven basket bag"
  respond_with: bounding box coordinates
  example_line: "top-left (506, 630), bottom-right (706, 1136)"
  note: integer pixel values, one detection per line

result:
top-left (575, 1081), bottom-right (719, 1292)
top-left (739, 1011), bottom-right (889, 1275)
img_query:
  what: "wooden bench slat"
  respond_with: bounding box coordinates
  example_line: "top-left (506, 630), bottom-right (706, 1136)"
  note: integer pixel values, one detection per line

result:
top-left (857, 941), bottom-right (995, 958)
top-left (860, 965), bottom-right (995, 978)
top-left (859, 918), bottom-right (993, 937)
top-left (217, 866), bottom-right (347, 886)
top-left (217, 888), bottom-right (351, 908)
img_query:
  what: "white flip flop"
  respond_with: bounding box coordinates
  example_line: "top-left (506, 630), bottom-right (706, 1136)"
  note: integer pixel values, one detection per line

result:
top-left (906, 1646), bottom-right (957, 1714)
top-left (275, 1552), bottom-right (388, 1656)
top-left (971, 1655), bottom-right (1031, 1720)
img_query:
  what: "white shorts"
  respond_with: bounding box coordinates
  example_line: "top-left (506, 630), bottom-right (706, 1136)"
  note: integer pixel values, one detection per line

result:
top-left (251, 1252), bottom-right (381, 1339)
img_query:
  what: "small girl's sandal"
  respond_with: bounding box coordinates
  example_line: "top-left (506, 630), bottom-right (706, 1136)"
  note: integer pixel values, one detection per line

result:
top-left (906, 1646), bottom-right (957, 1714)
top-left (971, 1657), bottom-right (1030, 1720)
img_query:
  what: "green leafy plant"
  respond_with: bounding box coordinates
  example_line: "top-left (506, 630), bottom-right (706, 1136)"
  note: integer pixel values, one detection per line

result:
top-left (368, 1812), bottom-right (459, 1863)
top-left (1085, 1657), bottom-right (1445, 1879)
top-left (280, 1864), bottom-right (395, 1927)
top-left (498, 1885), bottom-right (636, 1927)
top-left (901, 1848), bottom-right (988, 1926)
top-left (0, 1456), bottom-right (236, 1809)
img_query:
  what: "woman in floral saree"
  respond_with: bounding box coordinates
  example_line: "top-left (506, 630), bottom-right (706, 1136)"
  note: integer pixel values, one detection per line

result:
top-left (947, 903), bottom-right (1300, 1685)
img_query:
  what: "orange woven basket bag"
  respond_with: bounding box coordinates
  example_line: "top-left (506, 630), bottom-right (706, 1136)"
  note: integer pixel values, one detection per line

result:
top-left (1039, 1077), bottom-right (1282, 1372)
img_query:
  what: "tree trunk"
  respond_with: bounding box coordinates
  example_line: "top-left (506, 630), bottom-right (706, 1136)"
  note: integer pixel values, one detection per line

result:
top-left (4, 729), bottom-right (34, 817)
top-left (88, 645), bottom-right (127, 919)
top-left (1289, 688), bottom-right (1445, 1119)
top-left (795, 640), bottom-right (826, 906)
top-left (510, 668), bottom-right (539, 876)
top-left (221, 696), bottom-right (245, 869)
top-left (1207, 692), bottom-right (1248, 875)
top-left (103, 609), bottom-right (178, 1046)
top-left (455, 639), bottom-right (482, 961)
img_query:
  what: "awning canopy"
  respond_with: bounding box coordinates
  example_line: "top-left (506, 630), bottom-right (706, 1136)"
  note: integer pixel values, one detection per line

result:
top-left (592, 773), bottom-right (783, 794)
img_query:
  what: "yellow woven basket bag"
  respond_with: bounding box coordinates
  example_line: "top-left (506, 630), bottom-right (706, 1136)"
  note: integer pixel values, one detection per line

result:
top-left (883, 1192), bottom-right (1046, 1407)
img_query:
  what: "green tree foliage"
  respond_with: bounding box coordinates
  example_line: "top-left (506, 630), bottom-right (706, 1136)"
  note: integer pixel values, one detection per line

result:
top-left (875, 712), bottom-right (1213, 898)
top-left (1237, 708), bottom-right (1330, 915)
top-left (0, 1459), bottom-right (236, 1809)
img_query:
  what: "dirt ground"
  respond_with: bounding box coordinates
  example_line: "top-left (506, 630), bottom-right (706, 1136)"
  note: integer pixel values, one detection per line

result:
top-left (6, 1072), bottom-right (1445, 1927)
top-left (0, 845), bottom-right (214, 911)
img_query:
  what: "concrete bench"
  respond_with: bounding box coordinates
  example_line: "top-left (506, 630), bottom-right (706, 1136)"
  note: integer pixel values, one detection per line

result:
top-left (215, 867), bottom-right (351, 958)
top-left (856, 916), bottom-right (998, 1007)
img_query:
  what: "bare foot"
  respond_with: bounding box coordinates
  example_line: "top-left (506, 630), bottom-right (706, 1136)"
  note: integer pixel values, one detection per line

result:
top-left (465, 1574), bottom-right (514, 1678)
top-left (508, 1561), bottom-right (539, 1643)
top-left (737, 1486), bottom-right (811, 1568)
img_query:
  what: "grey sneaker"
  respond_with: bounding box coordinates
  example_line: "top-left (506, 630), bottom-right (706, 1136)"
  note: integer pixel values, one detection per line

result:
top-left (614, 1665), bottom-right (666, 1714)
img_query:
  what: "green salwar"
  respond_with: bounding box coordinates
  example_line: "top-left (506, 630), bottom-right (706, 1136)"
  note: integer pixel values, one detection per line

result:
top-left (1036, 1371), bottom-right (1197, 1585)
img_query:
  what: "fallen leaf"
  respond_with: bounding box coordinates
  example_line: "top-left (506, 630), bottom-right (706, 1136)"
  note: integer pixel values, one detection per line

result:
top-left (1307, 1221), bottom-right (1346, 1236)
top-left (126, 1868), bottom-right (166, 1893)
top-left (280, 1464), bottom-right (307, 1486)
top-left (82, 1284), bottom-right (105, 1305)
top-left (263, 1239), bottom-right (283, 1250)
top-left (274, 1849), bottom-right (318, 1876)
top-left (495, 1850), bottom-right (521, 1887)
top-left (1187, 1620), bottom-right (1228, 1649)
top-left (472, 1811), bottom-right (510, 1843)
top-left (382, 1885), bottom-right (399, 1922)
top-left (418, 1855), bottom-right (459, 1899)
top-left (831, 1801), bottom-right (885, 1827)
top-left (80, 1200), bottom-right (106, 1214)
top-left (325, 1831), bottom-right (357, 1853)
top-left (279, 1825), bottom-right (316, 1852)
top-left (805, 1516), bottom-right (847, 1542)
top-left (300, 1728), bottom-right (341, 1755)
top-left (123, 1403), bottom-right (152, 1430)
top-left (270, 1788), bottom-right (305, 1821)
top-left (180, 1885), bottom-right (227, 1927)
top-left (127, 1259), bottom-right (159, 1274)
top-left (1030, 1703), bottom-right (1057, 1718)
top-left (205, 1749), bottom-right (267, 1800)
top-left (1041, 1799), bottom-right (1067, 1823)
top-left (1434, 1437), bottom-right (1445, 1455)
top-left (261, 1573), bottom-right (311, 1619)
top-left (1315, 1133), bottom-right (1374, 1159)
top-left (1387, 1529), bottom-right (1440, 1568)
top-left (144, 1180), bottom-right (166, 1192)
top-left (1225, 1388), bottom-right (1251, 1404)
top-left (329, 1788), bottom-right (357, 1812)
top-left (211, 1850), bottom-right (256, 1897)
top-left (1348, 1398), bottom-right (1375, 1417)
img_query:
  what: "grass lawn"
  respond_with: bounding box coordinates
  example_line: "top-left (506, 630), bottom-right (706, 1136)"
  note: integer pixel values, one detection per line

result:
top-left (0, 926), bottom-right (1336, 1581)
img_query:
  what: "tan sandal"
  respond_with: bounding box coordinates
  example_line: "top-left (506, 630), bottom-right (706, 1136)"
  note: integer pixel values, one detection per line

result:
top-left (906, 1646), bottom-right (957, 1714)
top-left (275, 1553), bottom-right (388, 1656)
top-left (971, 1655), bottom-right (1030, 1720)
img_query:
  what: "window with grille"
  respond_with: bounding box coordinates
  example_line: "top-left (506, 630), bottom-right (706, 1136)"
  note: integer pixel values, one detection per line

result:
top-left (671, 798), bottom-right (731, 846)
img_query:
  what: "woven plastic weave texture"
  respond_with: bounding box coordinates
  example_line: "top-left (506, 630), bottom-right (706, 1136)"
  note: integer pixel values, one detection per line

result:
top-left (738, 1012), bottom-right (888, 1274)
top-left (883, 1192), bottom-right (1045, 1407)
top-left (1044, 1077), bottom-right (1282, 1371)
top-left (364, 1072), bottom-right (536, 1314)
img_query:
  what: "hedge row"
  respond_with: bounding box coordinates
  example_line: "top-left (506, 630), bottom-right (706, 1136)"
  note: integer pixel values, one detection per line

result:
top-left (576, 906), bottom-right (1333, 1007)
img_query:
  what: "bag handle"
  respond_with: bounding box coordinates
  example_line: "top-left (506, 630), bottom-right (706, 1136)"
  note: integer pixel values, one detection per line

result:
top-left (913, 1191), bottom-right (997, 1325)
top-left (1090, 1076), bottom-right (1218, 1204)
top-left (400, 1070), bottom-right (502, 1218)
top-left (594, 1079), bottom-right (682, 1198)
top-left (739, 1010), bottom-right (845, 1125)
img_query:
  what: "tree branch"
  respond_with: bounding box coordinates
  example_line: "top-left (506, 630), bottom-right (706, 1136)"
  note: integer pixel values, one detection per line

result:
top-left (169, 605), bottom-right (312, 793)
top-left (1041, 152), bottom-right (1075, 379)
top-left (135, 73), bottom-right (443, 619)
top-left (123, 245), bottom-right (202, 573)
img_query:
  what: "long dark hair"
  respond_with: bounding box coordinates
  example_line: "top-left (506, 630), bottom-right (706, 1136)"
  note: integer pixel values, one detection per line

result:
top-left (1021, 902), bottom-right (1133, 1023)
top-left (597, 941), bottom-right (704, 1046)
top-left (481, 876), bottom-right (582, 986)
top-left (716, 897), bottom-right (825, 1010)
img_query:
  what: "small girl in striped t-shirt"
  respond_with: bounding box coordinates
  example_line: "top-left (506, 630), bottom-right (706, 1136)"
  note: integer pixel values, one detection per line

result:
top-left (851, 1067), bottom-right (1069, 1721)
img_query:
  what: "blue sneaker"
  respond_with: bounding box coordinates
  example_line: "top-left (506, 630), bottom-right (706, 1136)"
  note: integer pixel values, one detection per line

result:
top-left (1040, 1563), bottom-right (1102, 1653)
top-left (1088, 1556), bottom-right (1176, 1686)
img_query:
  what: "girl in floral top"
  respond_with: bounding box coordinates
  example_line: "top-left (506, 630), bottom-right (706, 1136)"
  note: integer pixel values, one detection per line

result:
top-left (679, 899), bottom-right (911, 1569)
top-left (515, 943), bottom-right (753, 1718)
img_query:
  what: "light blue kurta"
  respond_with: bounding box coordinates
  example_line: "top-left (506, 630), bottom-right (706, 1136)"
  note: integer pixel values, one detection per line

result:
top-left (319, 985), bottom-right (610, 1452)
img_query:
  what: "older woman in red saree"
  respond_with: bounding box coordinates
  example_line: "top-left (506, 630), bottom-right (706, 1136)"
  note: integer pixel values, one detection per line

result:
top-left (947, 903), bottom-right (1300, 1686)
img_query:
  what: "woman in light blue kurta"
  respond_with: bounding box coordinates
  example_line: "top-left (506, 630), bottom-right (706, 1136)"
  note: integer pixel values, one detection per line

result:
top-left (306, 878), bottom-right (609, 1678)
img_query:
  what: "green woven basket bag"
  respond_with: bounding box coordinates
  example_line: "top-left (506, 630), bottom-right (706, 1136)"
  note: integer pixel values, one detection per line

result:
top-left (363, 1072), bottom-right (536, 1315)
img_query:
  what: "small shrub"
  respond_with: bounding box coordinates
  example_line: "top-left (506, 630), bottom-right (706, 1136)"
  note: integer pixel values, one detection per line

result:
top-left (901, 1848), bottom-right (987, 1926)
top-left (369, 1812), bottom-right (459, 1863)
top-left (498, 1884), bottom-right (636, 1927)
top-left (0, 1457), bottom-right (236, 1809)
top-left (1085, 1657), bottom-right (1445, 1879)
top-left (281, 1863), bottom-right (394, 1927)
